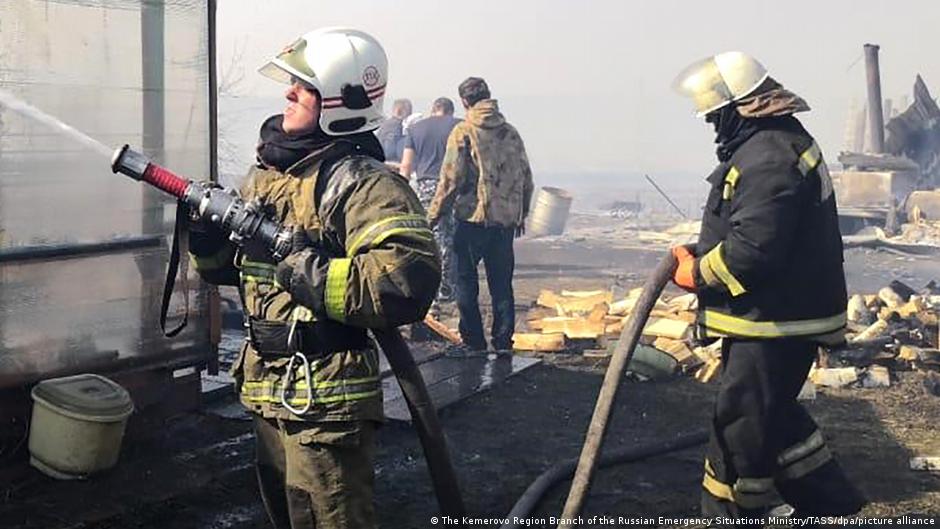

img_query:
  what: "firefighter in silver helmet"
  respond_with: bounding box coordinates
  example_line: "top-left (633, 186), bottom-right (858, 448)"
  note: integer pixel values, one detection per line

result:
top-left (671, 51), bottom-right (866, 520)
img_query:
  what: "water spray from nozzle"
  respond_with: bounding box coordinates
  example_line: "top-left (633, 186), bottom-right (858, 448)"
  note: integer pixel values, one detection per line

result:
top-left (0, 87), bottom-right (113, 158)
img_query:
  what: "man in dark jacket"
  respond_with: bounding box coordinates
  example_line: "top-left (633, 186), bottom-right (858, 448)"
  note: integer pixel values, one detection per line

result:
top-left (672, 52), bottom-right (866, 522)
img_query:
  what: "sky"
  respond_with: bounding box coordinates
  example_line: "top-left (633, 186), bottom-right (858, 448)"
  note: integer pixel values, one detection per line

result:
top-left (217, 0), bottom-right (940, 182)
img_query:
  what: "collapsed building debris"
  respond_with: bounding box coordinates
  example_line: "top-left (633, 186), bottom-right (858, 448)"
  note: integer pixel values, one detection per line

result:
top-left (886, 75), bottom-right (940, 187)
top-left (515, 278), bottom-right (940, 391)
top-left (834, 73), bottom-right (940, 237)
top-left (816, 279), bottom-right (940, 394)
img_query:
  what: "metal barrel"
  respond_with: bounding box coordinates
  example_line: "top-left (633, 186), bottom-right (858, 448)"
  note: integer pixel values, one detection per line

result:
top-left (527, 186), bottom-right (573, 237)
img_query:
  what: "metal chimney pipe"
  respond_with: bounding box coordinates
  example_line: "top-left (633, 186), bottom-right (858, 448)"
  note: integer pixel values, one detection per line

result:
top-left (863, 43), bottom-right (885, 153)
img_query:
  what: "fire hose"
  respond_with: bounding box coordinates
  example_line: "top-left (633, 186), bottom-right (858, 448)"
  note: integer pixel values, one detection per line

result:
top-left (110, 145), bottom-right (466, 520)
top-left (500, 253), bottom-right (708, 529)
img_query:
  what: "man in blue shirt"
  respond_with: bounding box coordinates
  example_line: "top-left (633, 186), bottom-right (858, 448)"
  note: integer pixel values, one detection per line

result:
top-left (400, 97), bottom-right (461, 305)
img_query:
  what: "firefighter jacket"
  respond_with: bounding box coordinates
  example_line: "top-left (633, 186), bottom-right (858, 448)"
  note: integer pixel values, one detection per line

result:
top-left (190, 140), bottom-right (441, 422)
top-left (693, 121), bottom-right (847, 344)
top-left (426, 99), bottom-right (534, 228)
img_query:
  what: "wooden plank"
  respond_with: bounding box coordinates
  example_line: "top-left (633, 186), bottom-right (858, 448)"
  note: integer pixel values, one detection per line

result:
top-left (525, 306), bottom-right (559, 328)
top-left (642, 318), bottom-right (690, 340)
top-left (861, 366), bottom-right (890, 388)
top-left (895, 296), bottom-right (927, 318)
top-left (811, 367), bottom-right (858, 388)
top-left (527, 319), bottom-right (545, 331)
top-left (652, 337), bottom-right (695, 365)
top-left (540, 317), bottom-right (606, 339)
top-left (693, 341), bottom-right (722, 363)
top-left (899, 345), bottom-right (921, 361)
top-left (423, 315), bottom-right (461, 344)
top-left (587, 302), bottom-right (609, 323)
top-left (695, 359), bottom-right (721, 383)
top-left (666, 293), bottom-right (697, 312)
top-left (910, 457), bottom-right (940, 471)
top-left (512, 333), bottom-right (566, 352)
top-left (609, 289), bottom-right (670, 316)
top-left (560, 289), bottom-right (608, 298)
top-left (605, 319), bottom-right (626, 336)
top-left (851, 319), bottom-right (888, 342)
top-left (537, 290), bottom-right (614, 313)
top-left (608, 297), bottom-right (636, 316)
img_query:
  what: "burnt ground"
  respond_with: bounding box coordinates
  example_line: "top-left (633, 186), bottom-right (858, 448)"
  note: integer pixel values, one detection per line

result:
top-left (1, 215), bottom-right (940, 528)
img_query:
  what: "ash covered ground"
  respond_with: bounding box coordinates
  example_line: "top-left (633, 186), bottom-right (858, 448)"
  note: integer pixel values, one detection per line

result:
top-left (1, 213), bottom-right (939, 529)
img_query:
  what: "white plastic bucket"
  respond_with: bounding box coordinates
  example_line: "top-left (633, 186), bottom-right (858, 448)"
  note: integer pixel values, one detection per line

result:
top-left (28, 374), bottom-right (134, 479)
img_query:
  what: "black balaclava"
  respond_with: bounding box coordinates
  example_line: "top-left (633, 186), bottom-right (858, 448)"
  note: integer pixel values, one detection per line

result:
top-left (708, 103), bottom-right (763, 162)
top-left (256, 114), bottom-right (385, 172)
top-left (707, 90), bottom-right (809, 163)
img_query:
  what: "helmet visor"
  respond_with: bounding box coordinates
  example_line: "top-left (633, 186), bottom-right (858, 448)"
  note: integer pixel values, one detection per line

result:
top-left (672, 56), bottom-right (734, 117)
top-left (258, 37), bottom-right (318, 86)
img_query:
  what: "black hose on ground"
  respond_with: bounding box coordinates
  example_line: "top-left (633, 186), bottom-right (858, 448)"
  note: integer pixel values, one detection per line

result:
top-left (374, 328), bottom-right (467, 521)
top-left (500, 429), bottom-right (708, 529)
top-left (556, 252), bottom-right (679, 527)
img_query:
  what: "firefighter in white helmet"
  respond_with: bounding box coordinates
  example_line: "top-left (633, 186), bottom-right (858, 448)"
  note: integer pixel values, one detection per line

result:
top-left (189, 28), bottom-right (440, 529)
top-left (671, 52), bottom-right (866, 521)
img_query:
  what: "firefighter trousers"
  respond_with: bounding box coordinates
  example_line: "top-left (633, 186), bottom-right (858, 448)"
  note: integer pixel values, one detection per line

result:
top-left (701, 338), bottom-right (866, 522)
top-left (253, 416), bottom-right (377, 529)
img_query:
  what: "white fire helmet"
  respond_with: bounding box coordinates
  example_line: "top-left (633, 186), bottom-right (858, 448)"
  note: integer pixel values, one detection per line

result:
top-left (259, 28), bottom-right (388, 135)
top-left (673, 51), bottom-right (769, 117)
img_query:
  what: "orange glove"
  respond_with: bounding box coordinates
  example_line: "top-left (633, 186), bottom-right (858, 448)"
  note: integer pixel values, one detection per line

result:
top-left (671, 245), bottom-right (697, 292)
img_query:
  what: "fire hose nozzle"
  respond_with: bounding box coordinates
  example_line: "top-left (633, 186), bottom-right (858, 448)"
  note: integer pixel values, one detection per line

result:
top-left (109, 144), bottom-right (290, 259)
top-left (111, 144), bottom-right (150, 181)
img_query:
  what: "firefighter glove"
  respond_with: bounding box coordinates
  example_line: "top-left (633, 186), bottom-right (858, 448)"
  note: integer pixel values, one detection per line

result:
top-left (671, 244), bottom-right (697, 292)
top-left (275, 247), bottom-right (331, 315)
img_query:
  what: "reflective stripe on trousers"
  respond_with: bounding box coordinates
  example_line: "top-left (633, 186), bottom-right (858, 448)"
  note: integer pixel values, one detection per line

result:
top-left (701, 309), bottom-right (846, 341)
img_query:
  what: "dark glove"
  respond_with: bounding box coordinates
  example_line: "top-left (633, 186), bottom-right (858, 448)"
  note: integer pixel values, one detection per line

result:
top-left (514, 223), bottom-right (526, 239)
top-left (275, 247), bottom-right (331, 315)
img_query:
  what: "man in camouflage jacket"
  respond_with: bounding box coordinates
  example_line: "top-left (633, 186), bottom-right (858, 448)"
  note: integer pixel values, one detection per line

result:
top-left (427, 77), bottom-right (534, 351)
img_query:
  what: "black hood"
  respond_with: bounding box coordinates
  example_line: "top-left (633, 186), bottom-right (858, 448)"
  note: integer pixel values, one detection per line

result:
top-left (256, 114), bottom-right (385, 173)
top-left (709, 105), bottom-right (807, 162)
